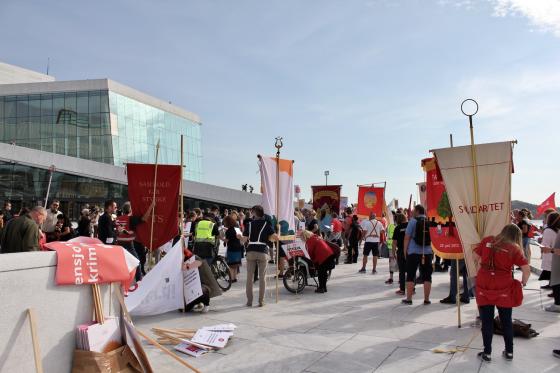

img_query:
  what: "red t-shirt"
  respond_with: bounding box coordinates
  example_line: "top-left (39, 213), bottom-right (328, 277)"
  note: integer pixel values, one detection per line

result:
top-left (474, 236), bottom-right (528, 307)
top-left (332, 219), bottom-right (342, 233)
top-left (306, 235), bottom-right (334, 265)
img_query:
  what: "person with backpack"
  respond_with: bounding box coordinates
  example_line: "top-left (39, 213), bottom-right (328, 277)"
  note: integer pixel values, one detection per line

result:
top-left (402, 205), bottom-right (433, 305)
top-left (345, 215), bottom-right (362, 264)
top-left (359, 212), bottom-right (384, 274)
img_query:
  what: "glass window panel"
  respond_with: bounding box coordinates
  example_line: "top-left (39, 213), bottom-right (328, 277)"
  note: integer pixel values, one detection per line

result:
top-left (16, 117), bottom-right (29, 139)
top-left (28, 137), bottom-right (41, 151)
top-left (29, 117), bottom-right (41, 139)
top-left (67, 136), bottom-right (77, 157)
top-left (29, 99), bottom-right (41, 117)
top-left (100, 91), bottom-right (109, 113)
top-left (77, 92), bottom-right (88, 114)
top-left (40, 94), bottom-right (53, 116)
top-left (67, 122), bottom-right (77, 138)
top-left (16, 96), bottom-right (29, 117)
top-left (64, 92), bottom-right (77, 112)
top-left (40, 116), bottom-right (53, 139)
top-left (89, 113), bottom-right (101, 136)
top-left (89, 91), bottom-right (100, 114)
top-left (54, 120), bottom-right (65, 138)
top-left (0, 97), bottom-right (4, 118)
top-left (5, 96), bottom-right (17, 118)
top-left (53, 94), bottom-right (65, 122)
top-left (54, 137), bottom-right (65, 155)
top-left (41, 137), bottom-right (53, 153)
top-left (77, 136), bottom-right (89, 159)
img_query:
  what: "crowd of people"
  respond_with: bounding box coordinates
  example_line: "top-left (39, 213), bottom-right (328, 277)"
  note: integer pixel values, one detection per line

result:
top-left (1, 198), bottom-right (559, 361)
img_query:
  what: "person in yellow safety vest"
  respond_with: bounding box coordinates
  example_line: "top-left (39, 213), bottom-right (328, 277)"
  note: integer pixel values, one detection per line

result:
top-left (193, 213), bottom-right (220, 265)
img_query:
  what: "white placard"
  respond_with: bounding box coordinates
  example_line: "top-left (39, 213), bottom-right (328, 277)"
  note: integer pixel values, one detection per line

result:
top-left (183, 256), bottom-right (204, 305)
top-left (191, 330), bottom-right (232, 349)
top-left (282, 239), bottom-right (310, 259)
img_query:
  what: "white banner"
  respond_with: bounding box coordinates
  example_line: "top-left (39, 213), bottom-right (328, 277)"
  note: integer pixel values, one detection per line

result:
top-left (259, 156), bottom-right (295, 237)
top-left (125, 241), bottom-right (184, 316)
top-left (183, 256), bottom-right (203, 305)
top-left (433, 141), bottom-right (513, 277)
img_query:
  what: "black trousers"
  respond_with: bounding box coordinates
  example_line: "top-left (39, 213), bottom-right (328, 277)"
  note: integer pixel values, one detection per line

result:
top-left (347, 240), bottom-right (359, 263)
top-left (396, 249), bottom-right (406, 291)
top-left (134, 241), bottom-right (147, 276)
top-left (553, 284), bottom-right (560, 305)
top-left (120, 241), bottom-right (142, 282)
top-left (479, 305), bottom-right (513, 354)
top-left (317, 256), bottom-right (335, 291)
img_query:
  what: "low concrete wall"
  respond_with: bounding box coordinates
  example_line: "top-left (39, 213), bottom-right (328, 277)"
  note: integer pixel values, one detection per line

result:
top-left (0, 252), bottom-right (111, 373)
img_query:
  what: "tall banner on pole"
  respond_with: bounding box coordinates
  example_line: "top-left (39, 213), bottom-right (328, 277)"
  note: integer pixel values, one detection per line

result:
top-left (356, 186), bottom-right (385, 218)
top-left (417, 182), bottom-right (427, 208)
top-left (126, 164), bottom-right (181, 249)
top-left (422, 158), bottom-right (451, 224)
top-left (311, 185), bottom-right (342, 212)
top-left (433, 141), bottom-right (513, 276)
top-left (259, 156), bottom-right (295, 237)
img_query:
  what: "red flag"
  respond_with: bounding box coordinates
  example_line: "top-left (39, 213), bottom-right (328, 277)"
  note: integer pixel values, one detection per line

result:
top-left (311, 185), bottom-right (342, 212)
top-left (356, 186), bottom-right (385, 217)
top-left (536, 193), bottom-right (556, 217)
top-left (126, 164), bottom-right (181, 249)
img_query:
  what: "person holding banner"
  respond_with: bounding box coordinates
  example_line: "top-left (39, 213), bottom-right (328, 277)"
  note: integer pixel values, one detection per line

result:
top-left (473, 224), bottom-right (530, 362)
top-left (359, 213), bottom-right (384, 274)
top-left (402, 205), bottom-right (433, 305)
top-left (301, 230), bottom-right (336, 293)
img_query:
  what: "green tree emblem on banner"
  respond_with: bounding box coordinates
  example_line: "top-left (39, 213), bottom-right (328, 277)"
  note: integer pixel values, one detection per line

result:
top-left (437, 191), bottom-right (452, 220)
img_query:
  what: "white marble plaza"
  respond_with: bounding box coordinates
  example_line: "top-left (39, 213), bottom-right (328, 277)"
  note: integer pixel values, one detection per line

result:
top-left (135, 251), bottom-right (560, 373)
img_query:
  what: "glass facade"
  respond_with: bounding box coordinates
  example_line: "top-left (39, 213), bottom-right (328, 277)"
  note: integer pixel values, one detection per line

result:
top-left (0, 162), bottom-right (239, 221)
top-left (0, 89), bottom-right (202, 181)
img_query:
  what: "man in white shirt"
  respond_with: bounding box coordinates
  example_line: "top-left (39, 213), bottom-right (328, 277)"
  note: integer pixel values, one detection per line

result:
top-left (359, 212), bottom-right (384, 274)
top-left (43, 200), bottom-right (62, 235)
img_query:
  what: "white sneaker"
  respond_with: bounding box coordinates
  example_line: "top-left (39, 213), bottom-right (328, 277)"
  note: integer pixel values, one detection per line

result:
top-left (545, 304), bottom-right (560, 313)
top-left (192, 303), bottom-right (204, 312)
top-left (201, 305), bottom-right (210, 313)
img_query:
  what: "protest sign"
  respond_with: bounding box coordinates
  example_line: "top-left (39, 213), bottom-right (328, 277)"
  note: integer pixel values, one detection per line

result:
top-left (282, 240), bottom-right (310, 259)
top-left (125, 241), bottom-right (184, 316)
top-left (183, 256), bottom-right (203, 305)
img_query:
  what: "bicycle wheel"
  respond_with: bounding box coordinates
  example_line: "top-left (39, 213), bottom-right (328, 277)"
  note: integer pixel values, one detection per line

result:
top-left (283, 267), bottom-right (306, 294)
top-left (212, 256), bottom-right (232, 291)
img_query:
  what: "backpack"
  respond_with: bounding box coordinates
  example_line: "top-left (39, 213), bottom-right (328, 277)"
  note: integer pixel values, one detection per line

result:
top-left (413, 217), bottom-right (431, 246)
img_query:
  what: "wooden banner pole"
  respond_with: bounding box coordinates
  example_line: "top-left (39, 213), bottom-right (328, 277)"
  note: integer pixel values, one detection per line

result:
top-left (274, 137), bottom-right (283, 304)
top-left (27, 309), bottom-right (44, 373)
top-left (179, 135), bottom-right (186, 309)
top-left (148, 139), bottom-right (161, 270)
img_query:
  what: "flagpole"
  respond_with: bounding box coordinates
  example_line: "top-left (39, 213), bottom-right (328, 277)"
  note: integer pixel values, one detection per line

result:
top-left (148, 139), bottom-right (161, 270)
top-left (447, 134), bottom-right (461, 328)
top-left (180, 135), bottom-right (186, 309)
top-left (462, 99), bottom-right (481, 236)
top-left (274, 136), bottom-right (283, 304)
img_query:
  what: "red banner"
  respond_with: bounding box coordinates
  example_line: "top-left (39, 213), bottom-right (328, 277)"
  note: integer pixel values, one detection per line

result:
top-left (45, 241), bottom-right (136, 286)
top-left (356, 186), bottom-right (385, 217)
top-left (536, 193), bottom-right (556, 217)
top-left (429, 226), bottom-right (463, 259)
top-left (422, 158), bottom-right (450, 224)
top-left (312, 185), bottom-right (341, 212)
top-left (127, 164), bottom-right (181, 249)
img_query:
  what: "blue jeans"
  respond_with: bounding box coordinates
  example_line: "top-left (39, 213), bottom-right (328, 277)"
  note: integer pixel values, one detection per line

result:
top-left (449, 259), bottom-right (468, 298)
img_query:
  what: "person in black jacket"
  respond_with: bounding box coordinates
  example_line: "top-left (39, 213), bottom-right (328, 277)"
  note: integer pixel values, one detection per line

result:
top-left (97, 200), bottom-right (119, 244)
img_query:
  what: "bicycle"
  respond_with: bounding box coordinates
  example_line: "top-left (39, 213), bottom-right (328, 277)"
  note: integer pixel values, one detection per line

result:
top-left (210, 246), bottom-right (232, 291)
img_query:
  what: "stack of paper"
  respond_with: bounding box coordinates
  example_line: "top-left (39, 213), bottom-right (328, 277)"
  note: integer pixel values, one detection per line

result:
top-left (76, 317), bottom-right (122, 353)
top-left (174, 323), bottom-right (237, 358)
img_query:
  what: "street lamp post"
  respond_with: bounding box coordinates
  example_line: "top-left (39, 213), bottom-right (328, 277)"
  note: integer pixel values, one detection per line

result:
top-left (324, 170), bottom-right (330, 186)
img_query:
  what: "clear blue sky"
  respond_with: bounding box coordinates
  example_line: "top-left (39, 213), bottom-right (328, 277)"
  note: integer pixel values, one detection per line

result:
top-left (2, 0), bottom-right (559, 205)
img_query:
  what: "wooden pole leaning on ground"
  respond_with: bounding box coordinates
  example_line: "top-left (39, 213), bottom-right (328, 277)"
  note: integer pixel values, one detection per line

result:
top-left (27, 309), bottom-right (44, 373)
top-left (179, 135), bottom-right (187, 309)
top-left (449, 133), bottom-right (462, 329)
top-left (148, 140), bottom-right (161, 270)
top-left (114, 286), bottom-right (199, 373)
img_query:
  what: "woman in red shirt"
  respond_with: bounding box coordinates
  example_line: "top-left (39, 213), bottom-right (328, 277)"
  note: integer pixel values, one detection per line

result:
top-left (301, 230), bottom-right (335, 293)
top-left (474, 224), bottom-right (530, 363)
